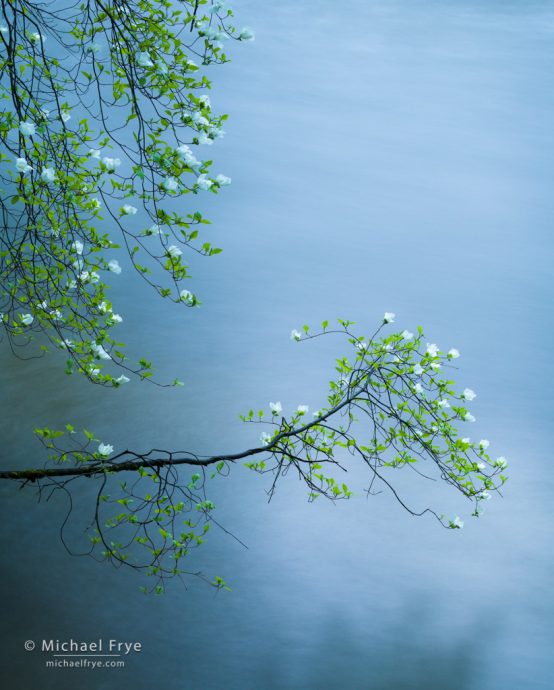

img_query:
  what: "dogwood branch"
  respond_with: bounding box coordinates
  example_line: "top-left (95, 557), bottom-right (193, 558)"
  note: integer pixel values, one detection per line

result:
top-left (0, 320), bottom-right (508, 590)
top-left (0, 0), bottom-right (253, 387)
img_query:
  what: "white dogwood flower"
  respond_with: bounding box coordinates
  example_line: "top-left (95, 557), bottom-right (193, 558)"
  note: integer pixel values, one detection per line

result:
top-left (260, 432), bottom-right (272, 446)
top-left (180, 290), bottom-right (194, 305)
top-left (102, 157), bottom-right (121, 171)
top-left (494, 456), bottom-right (508, 469)
top-left (144, 224), bottom-right (162, 236)
top-left (291, 329), bottom-right (302, 341)
top-left (20, 313), bottom-right (34, 326)
top-left (463, 388), bottom-right (476, 401)
top-left (19, 121), bottom-right (36, 137)
top-left (29, 32), bottom-right (45, 44)
top-left (98, 442), bottom-right (114, 456)
top-left (215, 174), bottom-right (231, 186)
top-left (383, 312), bottom-right (395, 324)
top-left (196, 175), bottom-right (213, 191)
top-left (167, 245), bottom-right (182, 259)
top-left (91, 342), bottom-right (111, 360)
top-left (15, 157), bottom-right (32, 174)
top-left (137, 51), bottom-right (154, 67)
top-left (162, 177), bottom-right (179, 192)
top-left (269, 401), bottom-right (282, 415)
top-left (239, 27), bottom-right (255, 41)
top-left (176, 144), bottom-right (200, 168)
top-left (426, 343), bottom-right (439, 357)
top-left (209, 126), bottom-right (225, 140)
top-left (40, 167), bottom-right (56, 183)
top-left (197, 132), bottom-right (213, 145)
top-left (108, 259), bottom-right (122, 274)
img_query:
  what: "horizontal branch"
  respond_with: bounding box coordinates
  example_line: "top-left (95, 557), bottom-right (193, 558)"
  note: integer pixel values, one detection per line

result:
top-left (0, 447), bottom-right (257, 481)
top-left (0, 383), bottom-right (363, 481)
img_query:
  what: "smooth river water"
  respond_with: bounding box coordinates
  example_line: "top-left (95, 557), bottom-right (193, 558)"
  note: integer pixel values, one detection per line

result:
top-left (1, 1), bottom-right (553, 688)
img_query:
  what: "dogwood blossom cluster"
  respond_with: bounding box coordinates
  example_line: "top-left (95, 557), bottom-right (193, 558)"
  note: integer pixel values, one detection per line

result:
top-left (242, 316), bottom-right (508, 527)
top-left (0, 0), bottom-right (248, 387)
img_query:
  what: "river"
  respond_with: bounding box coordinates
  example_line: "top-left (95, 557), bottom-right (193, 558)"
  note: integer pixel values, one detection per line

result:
top-left (1, 1), bottom-right (553, 688)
